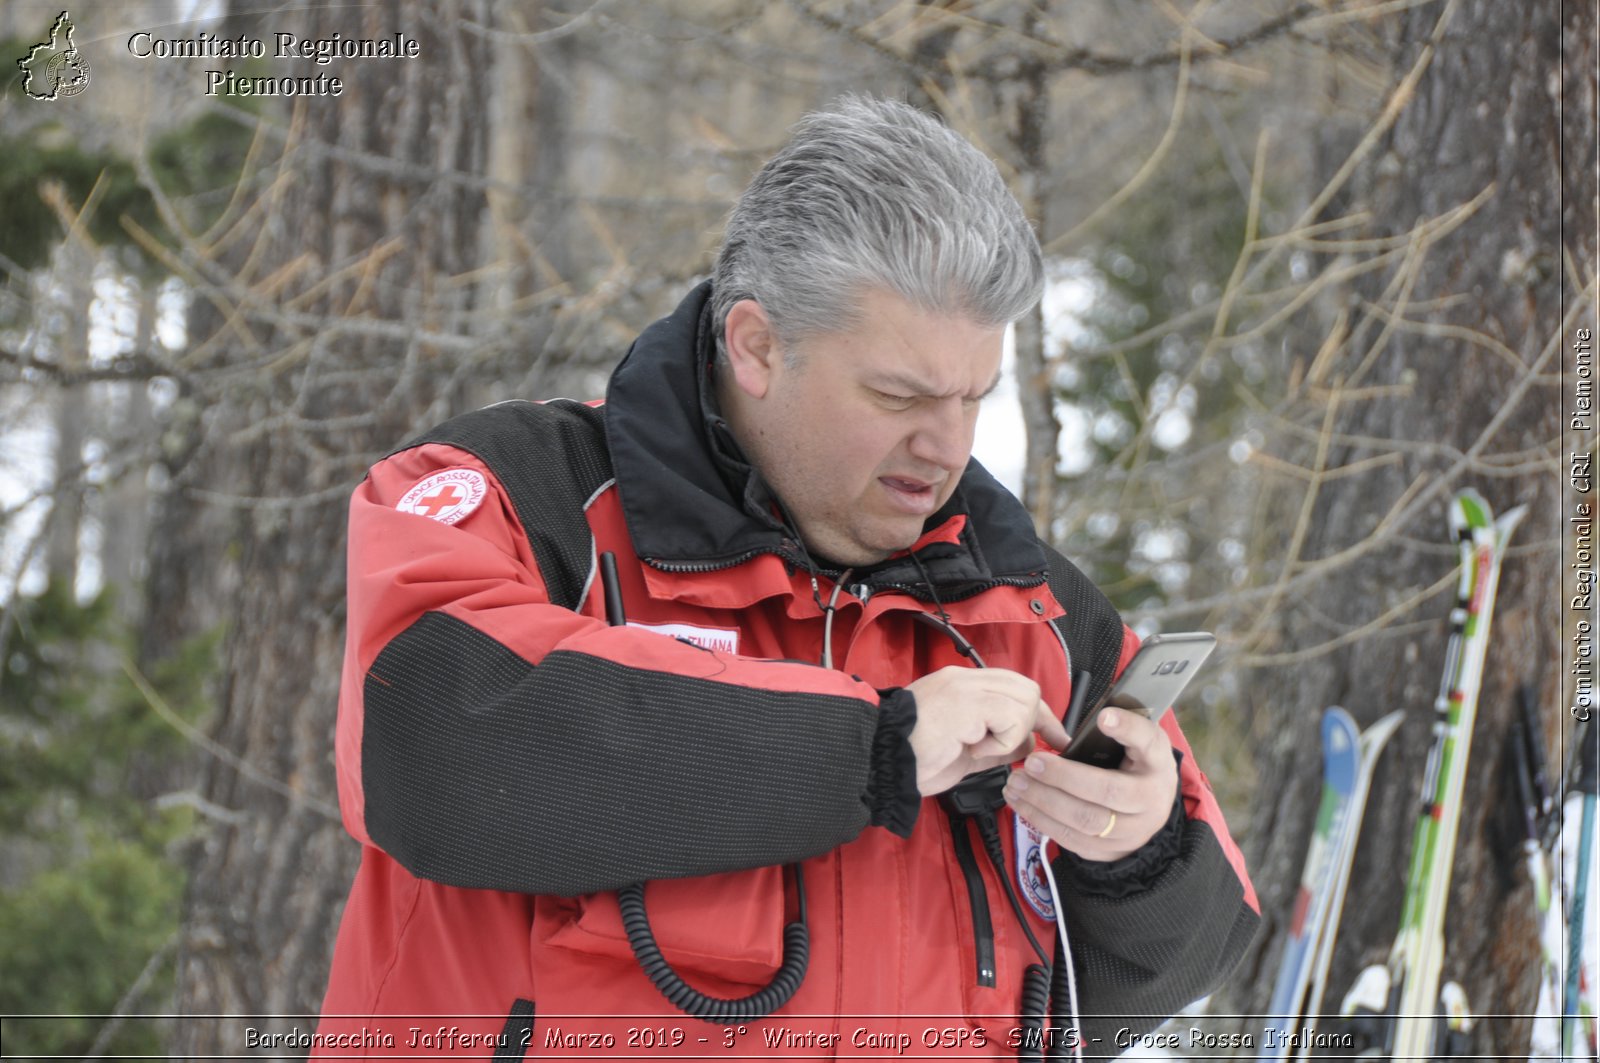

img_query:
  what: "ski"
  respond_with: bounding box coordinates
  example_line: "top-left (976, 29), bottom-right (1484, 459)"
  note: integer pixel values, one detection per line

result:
top-left (1516, 685), bottom-right (1565, 1061)
top-left (1339, 489), bottom-right (1524, 1060)
top-left (1565, 716), bottom-right (1599, 1062)
top-left (1293, 709), bottom-right (1403, 1060)
top-left (1266, 707), bottom-right (1363, 1057)
top-left (1266, 706), bottom-right (1403, 1061)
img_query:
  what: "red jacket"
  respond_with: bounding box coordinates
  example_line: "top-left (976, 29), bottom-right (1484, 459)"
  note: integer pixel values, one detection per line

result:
top-left (314, 284), bottom-right (1257, 1059)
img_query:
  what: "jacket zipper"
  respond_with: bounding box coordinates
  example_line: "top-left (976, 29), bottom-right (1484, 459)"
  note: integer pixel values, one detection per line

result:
top-left (645, 550), bottom-right (770, 574)
top-left (947, 812), bottom-right (998, 988)
top-left (838, 573), bottom-right (1046, 604)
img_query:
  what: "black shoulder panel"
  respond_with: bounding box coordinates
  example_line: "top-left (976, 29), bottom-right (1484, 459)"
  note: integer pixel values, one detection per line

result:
top-left (393, 399), bottom-right (611, 611)
top-left (1043, 547), bottom-right (1127, 710)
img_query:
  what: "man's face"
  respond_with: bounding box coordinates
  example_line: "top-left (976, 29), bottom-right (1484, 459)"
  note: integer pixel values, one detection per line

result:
top-left (723, 288), bottom-right (1006, 567)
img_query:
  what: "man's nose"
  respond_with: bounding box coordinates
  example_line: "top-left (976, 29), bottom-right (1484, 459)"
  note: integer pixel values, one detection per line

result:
top-left (907, 398), bottom-right (976, 470)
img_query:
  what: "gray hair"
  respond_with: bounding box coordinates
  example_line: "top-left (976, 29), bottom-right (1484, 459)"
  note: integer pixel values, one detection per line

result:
top-left (711, 95), bottom-right (1043, 363)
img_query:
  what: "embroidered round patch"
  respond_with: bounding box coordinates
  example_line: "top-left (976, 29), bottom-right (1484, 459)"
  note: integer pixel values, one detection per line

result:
top-left (395, 468), bottom-right (488, 525)
top-left (1016, 815), bottom-right (1055, 920)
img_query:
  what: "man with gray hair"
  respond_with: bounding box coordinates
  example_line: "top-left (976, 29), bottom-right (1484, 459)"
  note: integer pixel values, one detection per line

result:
top-left (316, 95), bottom-right (1257, 1058)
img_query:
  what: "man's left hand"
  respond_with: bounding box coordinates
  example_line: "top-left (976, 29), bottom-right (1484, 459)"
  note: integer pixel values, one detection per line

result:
top-left (1001, 706), bottom-right (1179, 862)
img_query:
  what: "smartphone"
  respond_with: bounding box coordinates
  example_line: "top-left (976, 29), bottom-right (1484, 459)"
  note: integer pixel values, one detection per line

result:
top-left (1063, 632), bottom-right (1216, 768)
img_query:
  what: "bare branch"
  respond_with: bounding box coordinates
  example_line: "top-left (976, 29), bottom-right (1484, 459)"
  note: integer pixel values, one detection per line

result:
top-left (0, 345), bottom-right (181, 385)
top-left (120, 656), bottom-right (341, 822)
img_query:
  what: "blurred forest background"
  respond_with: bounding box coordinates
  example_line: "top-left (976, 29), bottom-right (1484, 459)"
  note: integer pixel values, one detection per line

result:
top-left (0, 0), bottom-right (1591, 1058)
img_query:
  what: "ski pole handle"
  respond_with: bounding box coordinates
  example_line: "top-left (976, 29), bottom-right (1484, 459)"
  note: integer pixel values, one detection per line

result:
top-left (600, 552), bottom-right (626, 627)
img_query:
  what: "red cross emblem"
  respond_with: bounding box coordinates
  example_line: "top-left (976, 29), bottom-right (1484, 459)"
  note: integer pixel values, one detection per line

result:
top-left (417, 485), bottom-right (464, 516)
top-left (396, 468), bottom-right (488, 525)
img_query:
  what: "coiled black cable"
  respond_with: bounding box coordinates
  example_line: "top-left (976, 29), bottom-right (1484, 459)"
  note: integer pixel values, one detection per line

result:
top-left (1018, 962), bottom-right (1052, 1062)
top-left (617, 865), bottom-right (810, 1025)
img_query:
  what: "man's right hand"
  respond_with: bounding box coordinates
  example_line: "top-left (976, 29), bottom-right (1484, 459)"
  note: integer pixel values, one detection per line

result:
top-left (904, 666), bottom-right (1068, 796)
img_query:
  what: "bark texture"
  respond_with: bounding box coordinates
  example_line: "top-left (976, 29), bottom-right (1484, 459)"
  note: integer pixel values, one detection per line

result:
top-left (166, 2), bottom-right (493, 1051)
top-left (1222, 2), bottom-right (1594, 1055)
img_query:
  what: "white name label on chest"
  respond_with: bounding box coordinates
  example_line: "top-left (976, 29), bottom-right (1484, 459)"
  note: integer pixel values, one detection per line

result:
top-left (626, 621), bottom-right (740, 655)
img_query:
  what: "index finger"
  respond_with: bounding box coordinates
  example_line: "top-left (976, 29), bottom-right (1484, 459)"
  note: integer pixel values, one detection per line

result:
top-left (1034, 700), bottom-right (1069, 751)
top-left (1099, 706), bottom-right (1171, 769)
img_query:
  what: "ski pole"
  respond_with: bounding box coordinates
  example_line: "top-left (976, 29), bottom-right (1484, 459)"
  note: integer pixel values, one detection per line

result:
top-left (1565, 716), bottom-right (1599, 1060)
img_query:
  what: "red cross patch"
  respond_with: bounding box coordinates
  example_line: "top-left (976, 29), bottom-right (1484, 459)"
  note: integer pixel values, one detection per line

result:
top-left (396, 468), bottom-right (488, 525)
top-left (1016, 814), bottom-right (1055, 920)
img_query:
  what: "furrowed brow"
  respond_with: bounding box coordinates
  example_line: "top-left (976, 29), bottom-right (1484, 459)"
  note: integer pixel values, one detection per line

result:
top-left (872, 370), bottom-right (1004, 401)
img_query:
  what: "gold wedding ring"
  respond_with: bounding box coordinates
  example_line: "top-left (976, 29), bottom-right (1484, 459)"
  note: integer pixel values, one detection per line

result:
top-left (1095, 812), bottom-right (1117, 839)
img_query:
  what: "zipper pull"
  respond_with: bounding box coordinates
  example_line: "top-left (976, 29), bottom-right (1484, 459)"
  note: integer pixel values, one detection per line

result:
top-left (853, 583), bottom-right (872, 603)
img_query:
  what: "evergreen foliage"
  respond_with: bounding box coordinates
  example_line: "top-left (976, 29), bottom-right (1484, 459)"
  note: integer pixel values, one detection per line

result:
top-left (0, 581), bottom-right (217, 1058)
top-left (1061, 139), bottom-right (1265, 614)
top-left (1055, 140), bottom-right (1286, 821)
top-left (0, 109), bottom-right (253, 279)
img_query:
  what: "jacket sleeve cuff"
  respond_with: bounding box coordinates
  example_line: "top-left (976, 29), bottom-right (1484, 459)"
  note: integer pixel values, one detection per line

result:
top-left (1053, 750), bottom-right (1186, 898)
top-left (867, 688), bottom-right (921, 838)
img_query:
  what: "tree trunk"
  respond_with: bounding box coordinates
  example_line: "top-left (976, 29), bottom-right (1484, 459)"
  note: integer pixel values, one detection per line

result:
top-left (1224, 2), bottom-right (1592, 1057)
top-left (167, 2), bottom-right (494, 1053)
top-left (44, 244), bottom-right (91, 593)
top-left (1008, 45), bottom-right (1056, 535)
top-left (100, 278), bottom-right (156, 615)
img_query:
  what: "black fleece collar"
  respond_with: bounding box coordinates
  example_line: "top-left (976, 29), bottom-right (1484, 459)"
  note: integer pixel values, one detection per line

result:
top-left (604, 281), bottom-right (1049, 593)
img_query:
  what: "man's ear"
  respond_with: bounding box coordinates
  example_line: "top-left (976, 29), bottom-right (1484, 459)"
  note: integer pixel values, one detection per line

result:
top-left (723, 299), bottom-right (780, 400)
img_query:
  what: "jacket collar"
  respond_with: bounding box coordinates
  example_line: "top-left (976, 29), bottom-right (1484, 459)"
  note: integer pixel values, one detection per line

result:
top-left (604, 281), bottom-right (1049, 597)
